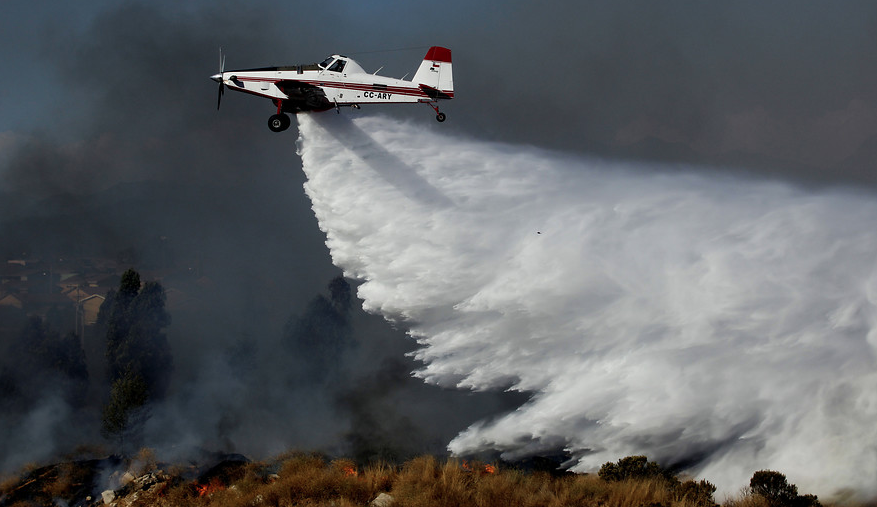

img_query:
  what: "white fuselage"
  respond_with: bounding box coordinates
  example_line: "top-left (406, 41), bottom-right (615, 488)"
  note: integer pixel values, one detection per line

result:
top-left (217, 54), bottom-right (453, 109)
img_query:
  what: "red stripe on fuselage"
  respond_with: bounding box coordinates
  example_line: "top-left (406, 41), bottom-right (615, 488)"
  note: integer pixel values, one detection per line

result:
top-left (234, 76), bottom-right (453, 100)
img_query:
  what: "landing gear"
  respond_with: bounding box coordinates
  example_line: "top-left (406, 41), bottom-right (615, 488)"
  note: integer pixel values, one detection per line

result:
top-left (268, 113), bottom-right (291, 132)
top-left (425, 102), bottom-right (447, 122)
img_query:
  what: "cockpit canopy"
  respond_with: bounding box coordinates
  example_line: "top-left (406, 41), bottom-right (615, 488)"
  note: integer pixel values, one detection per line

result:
top-left (318, 55), bottom-right (365, 74)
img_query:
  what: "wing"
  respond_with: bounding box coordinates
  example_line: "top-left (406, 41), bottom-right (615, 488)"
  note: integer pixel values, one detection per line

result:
top-left (276, 80), bottom-right (332, 112)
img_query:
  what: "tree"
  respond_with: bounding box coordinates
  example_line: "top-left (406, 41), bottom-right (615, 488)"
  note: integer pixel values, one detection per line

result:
top-left (101, 367), bottom-right (149, 448)
top-left (102, 269), bottom-right (172, 400)
top-left (598, 455), bottom-right (667, 482)
top-left (282, 276), bottom-right (353, 380)
top-left (6, 316), bottom-right (88, 407)
top-left (328, 275), bottom-right (352, 313)
top-left (51, 331), bottom-right (89, 406)
top-left (750, 470), bottom-right (821, 507)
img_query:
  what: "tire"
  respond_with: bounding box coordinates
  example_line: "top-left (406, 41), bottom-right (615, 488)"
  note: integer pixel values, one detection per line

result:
top-left (436, 112), bottom-right (446, 122)
top-left (268, 114), bottom-right (290, 132)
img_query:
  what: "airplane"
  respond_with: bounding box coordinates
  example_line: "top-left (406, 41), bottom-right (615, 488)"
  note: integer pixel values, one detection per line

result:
top-left (211, 46), bottom-right (453, 132)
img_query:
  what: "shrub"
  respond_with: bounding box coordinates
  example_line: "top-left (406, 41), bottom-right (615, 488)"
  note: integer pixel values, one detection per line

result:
top-left (749, 470), bottom-right (820, 507)
top-left (598, 456), bottom-right (666, 482)
top-left (676, 479), bottom-right (717, 507)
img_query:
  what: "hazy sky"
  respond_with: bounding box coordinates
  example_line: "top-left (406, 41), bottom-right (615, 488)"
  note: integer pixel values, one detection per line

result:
top-left (2, 1), bottom-right (877, 189)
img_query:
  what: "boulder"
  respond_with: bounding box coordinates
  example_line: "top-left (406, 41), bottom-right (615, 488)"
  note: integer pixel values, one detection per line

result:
top-left (101, 489), bottom-right (116, 504)
top-left (371, 492), bottom-right (395, 507)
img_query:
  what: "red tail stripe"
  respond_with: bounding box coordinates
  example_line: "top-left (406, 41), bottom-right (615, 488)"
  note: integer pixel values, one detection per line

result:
top-left (424, 46), bottom-right (452, 63)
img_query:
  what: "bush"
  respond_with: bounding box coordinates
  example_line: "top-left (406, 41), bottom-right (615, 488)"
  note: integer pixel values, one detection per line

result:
top-left (598, 456), bottom-right (666, 482)
top-left (676, 479), bottom-right (717, 507)
top-left (749, 470), bottom-right (820, 507)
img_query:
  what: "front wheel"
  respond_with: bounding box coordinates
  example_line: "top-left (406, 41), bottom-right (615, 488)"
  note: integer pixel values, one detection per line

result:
top-left (268, 113), bottom-right (290, 132)
top-left (436, 112), bottom-right (446, 122)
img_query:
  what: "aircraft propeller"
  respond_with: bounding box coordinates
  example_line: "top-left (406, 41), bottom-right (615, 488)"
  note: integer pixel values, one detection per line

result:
top-left (214, 48), bottom-right (226, 110)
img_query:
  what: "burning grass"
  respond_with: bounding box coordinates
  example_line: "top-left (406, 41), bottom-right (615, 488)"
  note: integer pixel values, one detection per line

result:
top-left (170, 454), bottom-right (718, 507)
top-left (0, 452), bottom-right (858, 507)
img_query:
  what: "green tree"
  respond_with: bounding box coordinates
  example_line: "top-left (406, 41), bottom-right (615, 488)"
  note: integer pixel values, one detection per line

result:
top-left (598, 455), bottom-right (667, 482)
top-left (328, 275), bottom-right (352, 313)
top-left (102, 269), bottom-right (172, 400)
top-left (750, 470), bottom-right (821, 507)
top-left (101, 367), bottom-right (149, 448)
top-left (51, 331), bottom-right (89, 406)
top-left (283, 276), bottom-right (353, 380)
top-left (7, 316), bottom-right (88, 407)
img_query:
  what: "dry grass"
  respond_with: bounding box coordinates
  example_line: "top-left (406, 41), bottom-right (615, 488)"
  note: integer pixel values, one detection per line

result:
top-left (0, 472), bottom-right (21, 493)
top-left (129, 447), bottom-right (159, 475)
top-left (722, 491), bottom-right (771, 507)
top-left (155, 455), bottom-right (717, 507)
top-left (1, 452), bottom-right (865, 507)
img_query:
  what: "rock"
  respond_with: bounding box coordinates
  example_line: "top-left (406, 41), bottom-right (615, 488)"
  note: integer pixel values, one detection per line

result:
top-left (120, 471), bottom-right (136, 486)
top-left (101, 489), bottom-right (116, 504)
top-left (371, 492), bottom-right (395, 507)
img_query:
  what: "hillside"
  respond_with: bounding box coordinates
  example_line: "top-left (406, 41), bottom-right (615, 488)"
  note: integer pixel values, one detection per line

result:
top-left (0, 450), bottom-right (829, 507)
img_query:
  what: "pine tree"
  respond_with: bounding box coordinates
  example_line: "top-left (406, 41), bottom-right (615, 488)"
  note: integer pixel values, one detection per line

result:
top-left (283, 276), bottom-right (353, 380)
top-left (101, 367), bottom-right (149, 448)
top-left (102, 269), bottom-right (173, 400)
top-left (7, 316), bottom-right (88, 407)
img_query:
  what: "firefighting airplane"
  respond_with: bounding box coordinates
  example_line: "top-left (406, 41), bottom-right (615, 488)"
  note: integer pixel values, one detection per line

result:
top-left (211, 46), bottom-right (453, 132)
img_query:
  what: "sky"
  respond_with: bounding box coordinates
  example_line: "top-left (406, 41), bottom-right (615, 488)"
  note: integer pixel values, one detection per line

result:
top-left (2, 0), bottom-right (877, 496)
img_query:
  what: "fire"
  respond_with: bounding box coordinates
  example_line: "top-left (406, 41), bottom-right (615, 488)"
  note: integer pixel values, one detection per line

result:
top-left (194, 478), bottom-right (225, 497)
top-left (332, 459), bottom-right (358, 477)
top-left (462, 460), bottom-right (496, 475)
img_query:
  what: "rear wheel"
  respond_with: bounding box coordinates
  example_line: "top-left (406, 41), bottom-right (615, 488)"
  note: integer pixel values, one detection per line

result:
top-left (268, 113), bottom-right (290, 132)
top-left (436, 112), bottom-right (446, 122)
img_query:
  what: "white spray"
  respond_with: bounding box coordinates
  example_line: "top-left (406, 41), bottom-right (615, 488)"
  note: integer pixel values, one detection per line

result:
top-left (297, 113), bottom-right (877, 498)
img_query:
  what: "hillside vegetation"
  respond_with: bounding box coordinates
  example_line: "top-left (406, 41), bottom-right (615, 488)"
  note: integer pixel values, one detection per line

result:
top-left (0, 452), bottom-right (835, 507)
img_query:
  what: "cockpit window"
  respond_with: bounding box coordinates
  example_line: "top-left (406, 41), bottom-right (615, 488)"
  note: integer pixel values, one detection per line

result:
top-left (319, 56), bottom-right (335, 69)
top-left (328, 59), bottom-right (346, 73)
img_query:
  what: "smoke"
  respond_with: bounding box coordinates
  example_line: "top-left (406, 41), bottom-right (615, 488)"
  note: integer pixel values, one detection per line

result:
top-left (298, 113), bottom-right (877, 498)
top-left (0, 395), bottom-right (73, 471)
top-left (4, 0), bottom-right (877, 496)
top-left (0, 3), bottom-right (529, 474)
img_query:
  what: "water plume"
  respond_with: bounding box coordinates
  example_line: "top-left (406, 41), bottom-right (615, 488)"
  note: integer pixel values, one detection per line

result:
top-left (297, 113), bottom-right (877, 497)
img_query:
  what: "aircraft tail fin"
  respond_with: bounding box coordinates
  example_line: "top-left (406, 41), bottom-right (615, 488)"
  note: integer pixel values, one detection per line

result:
top-left (412, 46), bottom-right (454, 98)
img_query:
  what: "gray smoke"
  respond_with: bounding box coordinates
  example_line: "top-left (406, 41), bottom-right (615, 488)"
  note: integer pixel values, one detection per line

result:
top-left (0, 2), bottom-right (522, 473)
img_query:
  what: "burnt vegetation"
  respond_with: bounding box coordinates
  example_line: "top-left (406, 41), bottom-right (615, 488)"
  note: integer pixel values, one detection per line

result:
top-left (0, 452), bottom-right (832, 507)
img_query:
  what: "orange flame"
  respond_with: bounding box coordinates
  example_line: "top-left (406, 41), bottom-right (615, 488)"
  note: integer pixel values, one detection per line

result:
top-left (462, 460), bottom-right (496, 474)
top-left (195, 478), bottom-right (225, 497)
top-left (333, 459), bottom-right (358, 477)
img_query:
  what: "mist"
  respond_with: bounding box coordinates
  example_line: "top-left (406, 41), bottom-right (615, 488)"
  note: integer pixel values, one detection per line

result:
top-left (299, 113), bottom-right (877, 498)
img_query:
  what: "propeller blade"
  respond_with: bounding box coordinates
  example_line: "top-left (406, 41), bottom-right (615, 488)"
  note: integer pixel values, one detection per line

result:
top-left (216, 47), bottom-right (226, 110)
